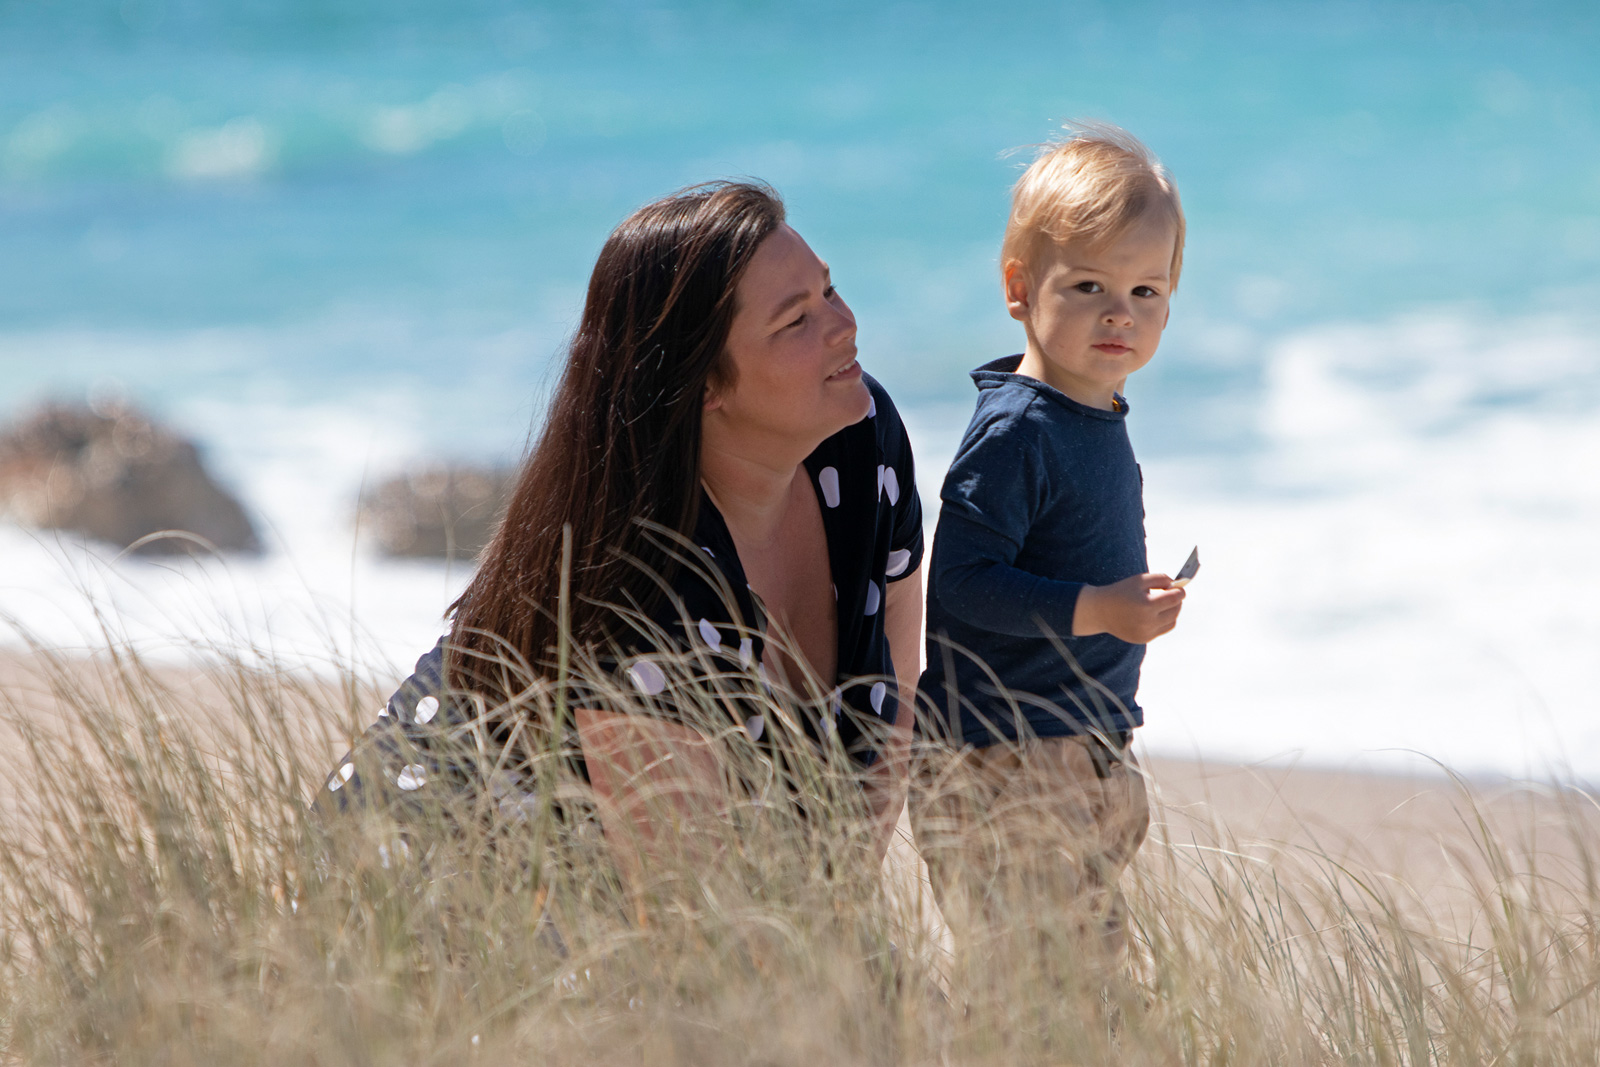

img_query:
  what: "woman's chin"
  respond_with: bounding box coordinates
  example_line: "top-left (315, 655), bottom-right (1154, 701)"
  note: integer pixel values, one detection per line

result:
top-left (833, 377), bottom-right (872, 425)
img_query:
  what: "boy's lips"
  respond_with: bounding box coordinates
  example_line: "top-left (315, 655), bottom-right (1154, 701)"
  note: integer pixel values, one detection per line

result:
top-left (1092, 341), bottom-right (1133, 355)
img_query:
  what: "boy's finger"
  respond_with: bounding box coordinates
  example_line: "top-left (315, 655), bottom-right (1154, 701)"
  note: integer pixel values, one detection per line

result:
top-left (1142, 573), bottom-right (1175, 590)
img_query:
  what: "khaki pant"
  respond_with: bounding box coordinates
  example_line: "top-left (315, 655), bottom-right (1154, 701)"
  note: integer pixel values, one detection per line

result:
top-left (909, 735), bottom-right (1150, 960)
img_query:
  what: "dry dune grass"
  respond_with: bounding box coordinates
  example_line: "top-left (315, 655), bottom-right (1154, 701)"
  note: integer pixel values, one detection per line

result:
top-left (2, 637), bottom-right (1599, 1065)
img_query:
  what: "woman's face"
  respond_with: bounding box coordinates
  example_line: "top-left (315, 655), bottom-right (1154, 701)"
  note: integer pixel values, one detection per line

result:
top-left (706, 224), bottom-right (869, 452)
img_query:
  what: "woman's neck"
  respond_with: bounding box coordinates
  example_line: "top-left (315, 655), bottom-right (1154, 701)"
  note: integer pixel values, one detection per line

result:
top-left (699, 436), bottom-right (809, 547)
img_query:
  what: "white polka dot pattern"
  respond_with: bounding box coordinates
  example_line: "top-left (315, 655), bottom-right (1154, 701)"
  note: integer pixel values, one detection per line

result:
top-left (822, 690), bottom-right (842, 734)
top-left (328, 763), bottom-right (355, 792)
top-left (878, 465), bottom-right (899, 506)
top-left (396, 764), bottom-right (428, 791)
top-left (870, 681), bottom-right (887, 716)
top-left (414, 695), bottom-right (439, 724)
top-left (377, 838), bottom-right (410, 869)
top-left (628, 658), bottom-right (667, 696)
top-left (738, 637), bottom-right (754, 668)
top-left (864, 580), bottom-right (880, 615)
top-left (697, 618), bottom-right (722, 650)
top-left (818, 466), bottom-right (841, 508)
top-left (745, 714), bottom-right (765, 741)
top-left (886, 548), bottom-right (912, 577)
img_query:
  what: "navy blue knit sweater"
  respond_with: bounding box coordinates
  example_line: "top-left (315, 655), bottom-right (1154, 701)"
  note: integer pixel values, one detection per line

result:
top-left (918, 355), bottom-right (1148, 746)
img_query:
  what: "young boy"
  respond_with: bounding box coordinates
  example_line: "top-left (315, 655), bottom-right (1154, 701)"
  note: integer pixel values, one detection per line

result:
top-left (912, 126), bottom-right (1186, 958)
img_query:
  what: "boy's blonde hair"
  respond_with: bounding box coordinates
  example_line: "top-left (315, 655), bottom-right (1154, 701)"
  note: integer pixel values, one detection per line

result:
top-left (1002, 123), bottom-right (1185, 288)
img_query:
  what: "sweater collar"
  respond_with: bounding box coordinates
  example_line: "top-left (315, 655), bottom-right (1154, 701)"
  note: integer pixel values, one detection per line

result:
top-left (971, 354), bottom-right (1130, 421)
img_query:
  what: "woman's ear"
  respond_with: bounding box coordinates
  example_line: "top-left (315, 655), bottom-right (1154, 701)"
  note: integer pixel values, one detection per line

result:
top-left (703, 359), bottom-right (737, 413)
top-left (1003, 260), bottom-right (1031, 323)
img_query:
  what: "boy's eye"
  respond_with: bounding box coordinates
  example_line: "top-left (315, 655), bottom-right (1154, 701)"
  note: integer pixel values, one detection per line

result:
top-left (1074, 281), bottom-right (1103, 294)
top-left (1133, 285), bottom-right (1158, 298)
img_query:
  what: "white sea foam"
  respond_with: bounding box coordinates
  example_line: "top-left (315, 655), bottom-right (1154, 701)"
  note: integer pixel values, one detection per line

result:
top-left (168, 117), bottom-right (275, 180)
top-left (0, 378), bottom-right (480, 680)
top-left (0, 316), bottom-right (564, 680)
top-left (1136, 309), bottom-right (1600, 779)
top-left (0, 525), bottom-right (457, 676)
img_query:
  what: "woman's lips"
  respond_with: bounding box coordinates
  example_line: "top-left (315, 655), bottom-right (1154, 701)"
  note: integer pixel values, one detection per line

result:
top-left (825, 359), bottom-right (862, 381)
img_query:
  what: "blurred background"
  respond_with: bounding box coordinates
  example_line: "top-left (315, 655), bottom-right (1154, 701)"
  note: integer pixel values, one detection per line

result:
top-left (2, 0), bottom-right (1597, 775)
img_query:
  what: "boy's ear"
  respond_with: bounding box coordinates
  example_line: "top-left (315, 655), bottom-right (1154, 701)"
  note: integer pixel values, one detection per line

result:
top-left (1002, 260), bottom-right (1032, 322)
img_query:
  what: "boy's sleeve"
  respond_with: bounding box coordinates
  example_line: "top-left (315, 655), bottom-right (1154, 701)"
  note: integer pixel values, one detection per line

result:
top-left (870, 376), bottom-right (924, 581)
top-left (933, 411), bottom-right (1083, 638)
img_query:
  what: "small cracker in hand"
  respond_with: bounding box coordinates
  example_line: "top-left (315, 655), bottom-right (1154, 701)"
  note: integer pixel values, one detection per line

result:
top-left (1172, 547), bottom-right (1200, 589)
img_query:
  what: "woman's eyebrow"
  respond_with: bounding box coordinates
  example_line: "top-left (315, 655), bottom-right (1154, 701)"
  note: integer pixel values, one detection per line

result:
top-left (765, 268), bottom-right (831, 325)
top-left (766, 290), bottom-right (808, 324)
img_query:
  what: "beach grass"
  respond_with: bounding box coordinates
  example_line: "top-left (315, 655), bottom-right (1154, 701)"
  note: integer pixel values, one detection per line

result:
top-left (2, 634), bottom-right (1599, 1065)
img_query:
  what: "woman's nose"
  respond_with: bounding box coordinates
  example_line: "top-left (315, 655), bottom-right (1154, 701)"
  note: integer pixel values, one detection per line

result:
top-left (828, 293), bottom-right (858, 341)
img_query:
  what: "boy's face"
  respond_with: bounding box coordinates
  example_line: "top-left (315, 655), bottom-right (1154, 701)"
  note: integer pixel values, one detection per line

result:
top-left (1005, 209), bottom-right (1177, 410)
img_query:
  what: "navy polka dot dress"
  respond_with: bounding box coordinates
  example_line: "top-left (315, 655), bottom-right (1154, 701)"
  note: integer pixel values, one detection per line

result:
top-left (316, 374), bottom-right (923, 819)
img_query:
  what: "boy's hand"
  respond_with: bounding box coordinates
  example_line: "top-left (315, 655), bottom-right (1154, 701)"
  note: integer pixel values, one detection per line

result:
top-left (1072, 573), bottom-right (1185, 644)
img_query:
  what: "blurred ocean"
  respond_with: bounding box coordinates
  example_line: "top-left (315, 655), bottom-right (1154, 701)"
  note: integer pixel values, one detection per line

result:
top-left (2, 0), bottom-right (1598, 776)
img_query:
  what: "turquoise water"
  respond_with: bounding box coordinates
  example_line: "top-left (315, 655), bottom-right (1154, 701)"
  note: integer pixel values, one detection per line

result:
top-left (5, 2), bottom-right (1598, 425)
top-left (3, 1), bottom-right (1599, 774)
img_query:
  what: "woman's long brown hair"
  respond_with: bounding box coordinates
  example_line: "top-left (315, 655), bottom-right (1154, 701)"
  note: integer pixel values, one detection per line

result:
top-left (447, 181), bottom-right (785, 704)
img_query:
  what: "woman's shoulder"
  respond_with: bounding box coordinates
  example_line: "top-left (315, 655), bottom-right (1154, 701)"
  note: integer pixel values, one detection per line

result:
top-left (381, 638), bottom-right (448, 722)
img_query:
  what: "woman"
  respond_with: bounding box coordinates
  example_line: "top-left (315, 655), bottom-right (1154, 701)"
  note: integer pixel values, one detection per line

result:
top-left (318, 182), bottom-right (924, 864)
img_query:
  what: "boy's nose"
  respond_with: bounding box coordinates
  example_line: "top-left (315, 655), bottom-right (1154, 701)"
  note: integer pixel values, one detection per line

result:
top-left (1102, 302), bottom-right (1134, 326)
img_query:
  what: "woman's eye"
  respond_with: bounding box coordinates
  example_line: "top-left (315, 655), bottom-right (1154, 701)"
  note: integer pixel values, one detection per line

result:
top-left (823, 284), bottom-right (838, 299)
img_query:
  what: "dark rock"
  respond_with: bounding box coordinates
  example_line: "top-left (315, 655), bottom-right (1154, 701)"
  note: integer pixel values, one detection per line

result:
top-left (0, 401), bottom-right (260, 556)
top-left (359, 465), bottom-right (516, 560)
